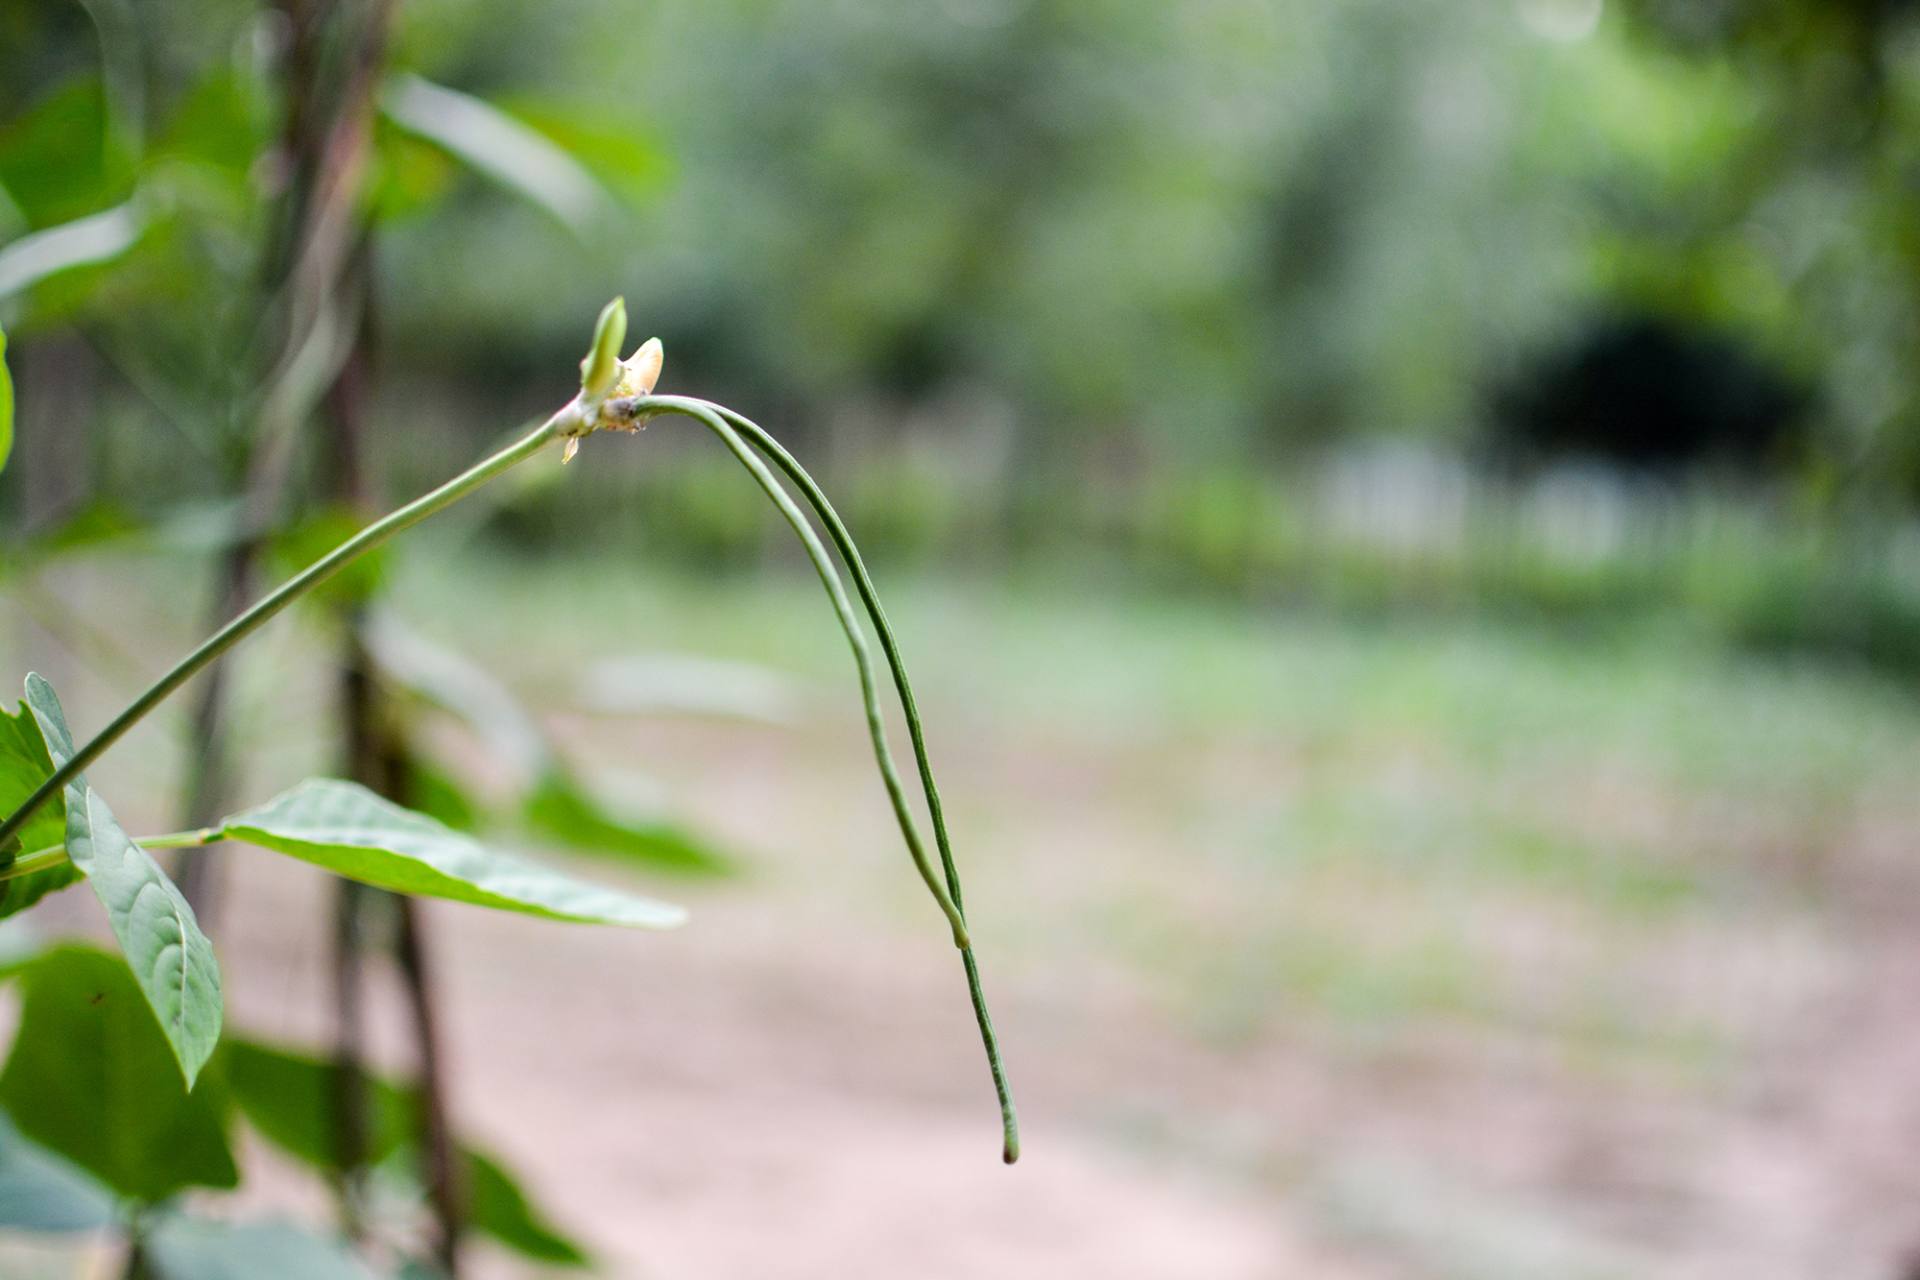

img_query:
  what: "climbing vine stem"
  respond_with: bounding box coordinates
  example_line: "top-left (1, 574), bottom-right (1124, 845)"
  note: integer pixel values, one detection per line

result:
top-left (0, 404), bottom-right (576, 851)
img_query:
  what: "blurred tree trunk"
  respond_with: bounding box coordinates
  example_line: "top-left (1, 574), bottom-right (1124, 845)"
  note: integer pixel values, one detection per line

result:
top-left (165, 0), bottom-right (468, 1270)
top-left (325, 227), bottom-right (467, 1274)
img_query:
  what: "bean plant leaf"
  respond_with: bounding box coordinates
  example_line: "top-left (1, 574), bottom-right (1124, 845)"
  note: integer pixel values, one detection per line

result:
top-left (0, 695), bottom-right (79, 919)
top-left (24, 674), bottom-right (223, 1086)
top-left (224, 1036), bottom-right (593, 1267)
top-left (525, 768), bottom-right (733, 877)
top-left (0, 944), bottom-right (236, 1203)
top-left (0, 1113), bottom-right (116, 1234)
top-left (0, 318), bottom-right (12, 475)
top-left (219, 778), bottom-right (685, 928)
top-left (147, 1219), bottom-right (377, 1280)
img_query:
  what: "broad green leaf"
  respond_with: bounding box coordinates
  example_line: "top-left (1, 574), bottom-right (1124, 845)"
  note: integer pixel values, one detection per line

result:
top-left (380, 74), bottom-right (608, 236)
top-left (25, 674), bottom-right (223, 1085)
top-left (468, 1150), bottom-right (591, 1267)
top-left (147, 1219), bottom-right (376, 1280)
top-left (225, 1037), bottom-right (593, 1267)
top-left (0, 1113), bottom-right (115, 1234)
top-left (526, 769), bottom-right (733, 877)
top-left (220, 779), bottom-right (684, 928)
top-left (0, 695), bottom-right (78, 920)
top-left (222, 1037), bottom-right (413, 1170)
top-left (0, 944), bottom-right (236, 1203)
top-left (0, 318), bottom-right (11, 475)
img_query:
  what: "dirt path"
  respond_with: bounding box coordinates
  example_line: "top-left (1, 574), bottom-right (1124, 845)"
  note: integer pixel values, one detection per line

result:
top-left (16, 571), bottom-right (1920, 1278)
top-left (202, 700), bottom-right (1920, 1279)
top-left (213, 852), bottom-right (1369, 1279)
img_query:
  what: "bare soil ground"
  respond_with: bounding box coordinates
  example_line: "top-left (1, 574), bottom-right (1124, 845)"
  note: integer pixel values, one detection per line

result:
top-left (11, 561), bottom-right (1920, 1278)
top-left (216, 705), bottom-right (1920, 1280)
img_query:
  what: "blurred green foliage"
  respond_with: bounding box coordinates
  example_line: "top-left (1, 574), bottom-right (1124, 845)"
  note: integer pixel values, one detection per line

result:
top-left (9, 0), bottom-right (1919, 465)
top-left (0, 945), bottom-right (236, 1204)
top-left (6, 0), bottom-right (1920, 669)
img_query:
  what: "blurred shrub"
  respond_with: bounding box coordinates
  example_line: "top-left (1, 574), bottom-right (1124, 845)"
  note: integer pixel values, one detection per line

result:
top-left (1490, 309), bottom-right (1812, 472)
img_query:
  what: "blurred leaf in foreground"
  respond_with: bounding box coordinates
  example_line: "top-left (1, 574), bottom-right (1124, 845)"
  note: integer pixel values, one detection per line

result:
top-left (0, 1112), bottom-right (115, 1234)
top-left (147, 1218), bottom-right (376, 1280)
top-left (0, 944), bottom-right (235, 1203)
top-left (467, 1149), bottom-right (590, 1267)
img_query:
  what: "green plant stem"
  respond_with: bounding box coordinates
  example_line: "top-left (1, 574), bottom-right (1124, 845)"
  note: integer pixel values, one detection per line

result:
top-left (714, 410), bottom-right (968, 896)
top-left (0, 406), bottom-right (574, 850)
top-left (0, 844), bottom-right (68, 883)
top-left (0, 827), bottom-right (227, 884)
top-left (716, 404), bottom-right (1019, 1164)
top-left (135, 828), bottom-right (223, 851)
top-left (630, 397), bottom-right (969, 948)
top-left (622, 393), bottom-right (1018, 1163)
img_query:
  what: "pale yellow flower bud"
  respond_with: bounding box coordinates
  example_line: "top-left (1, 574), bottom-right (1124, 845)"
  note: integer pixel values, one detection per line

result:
top-left (612, 337), bottom-right (663, 399)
